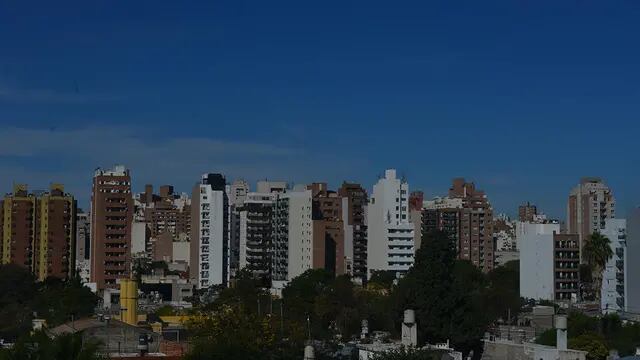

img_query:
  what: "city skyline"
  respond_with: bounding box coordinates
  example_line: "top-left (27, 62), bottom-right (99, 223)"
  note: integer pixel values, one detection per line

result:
top-left (1, 1), bottom-right (639, 219)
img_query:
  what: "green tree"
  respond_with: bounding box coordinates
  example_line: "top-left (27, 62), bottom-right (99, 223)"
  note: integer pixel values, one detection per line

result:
top-left (0, 265), bottom-right (37, 342)
top-left (486, 260), bottom-right (521, 323)
top-left (568, 333), bottom-right (609, 360)
top-left (368, 270), bottom-right (396, 292)
top-left (395, 231), bottom-right (491, 356)
top-left (185, 304), bottom-right (282, 360)
top-left (582, 232), bottom-right (613, 307)
top-left (0, 331), bottom-right (104, 360)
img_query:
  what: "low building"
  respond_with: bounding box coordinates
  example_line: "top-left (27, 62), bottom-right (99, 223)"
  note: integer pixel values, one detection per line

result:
top-left (48, 317), bottom-right (161, 355)
top-left (482, 316), bottom-right (586, 360)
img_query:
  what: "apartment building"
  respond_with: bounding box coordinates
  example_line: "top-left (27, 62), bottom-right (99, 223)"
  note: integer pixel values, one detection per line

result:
top-left (238, 192), bottom-right (276, 279)
top-left (190, 173), bottom-right (229, 289)
top-left (518, 202), bottom-right (538, 222)
top-left (366, 169), bottom-right (415, 279)
top-left (554, 234), bottom-right (580, 301)
top-left (338, 182), bottom-right (368, 282)
top-left (567, 177), bottom-right (616, 252)
top-left (90, 165), bottom-right (133, 290)
top-left (308, 183), bottom-right (345, 276)
top-left (601, 219), bottom-right (627, 313)
top-left (2, 184), bottom-right (77, 281)
top-left (271, 189), bottom-right (313, 282)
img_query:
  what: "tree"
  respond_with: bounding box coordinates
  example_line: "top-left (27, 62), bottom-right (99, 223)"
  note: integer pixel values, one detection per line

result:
top-left (395, 231), bottom-right (491, 356)
top-left (0, 265), bottom-right (37, 342)
top-left (368, 270), bottom-right (396, 292)
top-left (0, 331), bottom-right (105, 360)
top-left (568, 333), bottom-right (609, 360)
top-left (486, 260), bottom-right (521, 324)
top-left (582, 232), bottom-right (613, 307)
top-left (185, 304), bottom-right (280, 360)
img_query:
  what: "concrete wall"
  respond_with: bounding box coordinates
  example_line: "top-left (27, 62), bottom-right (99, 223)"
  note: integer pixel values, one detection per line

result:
top-left (518, 222), bottom-right (559, 300)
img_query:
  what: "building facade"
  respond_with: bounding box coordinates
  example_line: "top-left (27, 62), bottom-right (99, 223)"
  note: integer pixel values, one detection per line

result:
top-left (601, 219), bottom-right (627, 313)
top-left (90, 165), bottom-right (133, 290)
top-left (190, 173), bottom-right (229, 289)
top-left (518, 222), bottom-right (560, 301)
top-left (271, 189), bottom-right (313, 282)
top-left (238, 192), bottom-right (276, 279)
top-left (567, 177), bottom-right (616, 252)
top-left (449, 178), bottom-right (495, 273)
top-left (518, 202), bottom-right (538, 222)
top-left (627, 208), bottom-right (640, 314)
top-left (2, 184), bottom-right (77, 281)
top-left (308, 183), bottom-right (345, 277)
top-left (338, 182), bottom-right (368, 282)
top-left (366, 169), bottom-right (415, 279)
top-left (553, 234), bottom-right (580, 301)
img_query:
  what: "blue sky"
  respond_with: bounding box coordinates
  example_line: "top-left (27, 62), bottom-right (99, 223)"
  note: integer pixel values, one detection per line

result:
top-left (0, 1), bottom-right (638, 218)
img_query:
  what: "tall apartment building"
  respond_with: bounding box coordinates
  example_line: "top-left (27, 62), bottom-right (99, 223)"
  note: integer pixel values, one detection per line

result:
top-left (190, 173), bottom-right (229, 289)
top-left (601, 219), bottom-right (627, 314)
top-left (366, 169), bottom-right (415, 279)
top-left (76, 211), bottom-right (90, 263)
top-left (141, 185), bottom-right (191, 240)
top-left (518, 202), bottom-right (538, 222)
top-left (308, 183), bottom-right (345, 276)
top-left (627, 208), bottom-right (640, 314)
top-left (422, 180), bottom-right (494, 273)
top-left (567, 177), bottom-right (616, 252)
top-left (228, 179), bottom-right (249, 276)
top-left (518, 222), bottom-right (579, 301)
top-left (338, 183), bottom-right (368, 282)
top-left (449, 178), bottom-right (494, 272)
top-left (238, 192), bottom-right (276, 279)
top-left (271, 189), bottom-right (313, 282)
top-left (2, 184), bottom-right (37, 271)
top-left (91, 165), bottom-right (133, 290)
top-left (2, 184), bottom-right (77, 281)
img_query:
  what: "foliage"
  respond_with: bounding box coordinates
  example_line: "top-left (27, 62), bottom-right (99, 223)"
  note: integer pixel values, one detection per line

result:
top-left (0, 331), bottom-right (105, 360)
top-left (535, 328), bottom-right (556, 346)
top-left (370, 348), bottom-right (443, 360)
top-left (568, 333), bottom-right (609, 360)
top-left (582, 232), bottom-right (613, 305)
top-left (155, 305), bottom-right (177, 317)
top-left (0, 265), bottom-right (97, 342)
top-left (395, 231), bottom-right (492, 356)
top-left (486, 260), bottom-right (521, 323)
top-left (185, 304), bottom-right (281, 360)
top-left (368, 270), bottom-right (396, 291)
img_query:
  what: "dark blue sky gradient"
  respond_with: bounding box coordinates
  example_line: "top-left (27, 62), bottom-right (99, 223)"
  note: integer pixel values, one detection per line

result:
top-left (0, 1), bottom-right (638, 218)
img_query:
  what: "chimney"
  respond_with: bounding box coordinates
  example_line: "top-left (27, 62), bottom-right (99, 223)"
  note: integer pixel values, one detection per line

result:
top-left (555, 315), bottom-right (567, 351)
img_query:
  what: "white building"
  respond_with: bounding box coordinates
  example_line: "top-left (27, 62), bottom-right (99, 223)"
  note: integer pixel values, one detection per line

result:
top-left (190, 173), bottom-right (229, 289)
top-left (627, 208), bottom-right (640, 314)
top-left (518, 222), bottom-right (560, 301)
top-left (238, 192), bottom-right (277, 277)
top-left (366, 169), bottom-right (415, 279)
top-left (271, 189), bottom-right (313, 282)
top-left (601, 219), bottom-right (627, 314)
top-left (257, 181), bottom-right (288, 194)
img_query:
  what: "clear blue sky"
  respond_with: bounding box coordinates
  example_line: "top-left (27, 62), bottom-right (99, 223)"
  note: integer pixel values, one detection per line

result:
top-left (1, 1), bottom-right (638, 218)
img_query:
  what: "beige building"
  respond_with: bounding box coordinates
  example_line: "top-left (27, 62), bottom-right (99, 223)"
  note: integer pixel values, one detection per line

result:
top-left (567, 177), bottom-right (615, 254)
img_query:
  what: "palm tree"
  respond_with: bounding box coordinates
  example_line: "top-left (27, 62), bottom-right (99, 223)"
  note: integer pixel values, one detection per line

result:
top-left (582, 232), bottom-right (614, 308)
